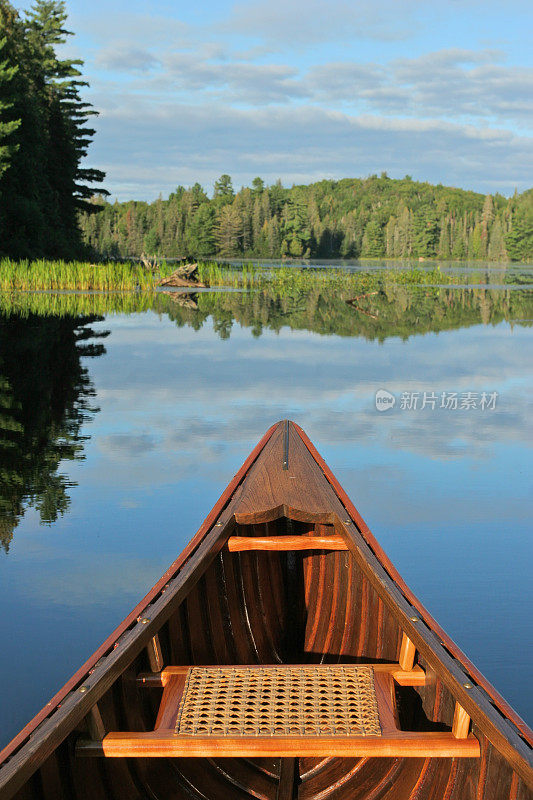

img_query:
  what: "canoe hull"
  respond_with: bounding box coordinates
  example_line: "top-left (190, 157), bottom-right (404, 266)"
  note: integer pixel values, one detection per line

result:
top-left (1, 421), bottom-right (531, 799)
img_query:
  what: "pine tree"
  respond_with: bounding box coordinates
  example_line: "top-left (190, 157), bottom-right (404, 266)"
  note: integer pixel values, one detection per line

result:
top-left (437, 220), bottom-right (451, 259)
top-left (216, 204), bottom-right (242, 256)
top-left (481, 194), bottom-right (494, 255)
top-left (251, 176), bottom-right (264, 196)
top-left (214, 174), bottom-right (234, 202)
top-left (187, 203), bottom-right (215, 256)
top-left (0, 0), bottom-right (106, 257)
top-left (0, 34), bottom-right (19, 178)
top-left (487, 219), bottom-right (508, 261)
top-left (362, 219), bottom-right (384, 257)
top-left (505, 193), bottom-right (533, 262)
top-left (414, 209), bottom-right (439, 257)
top-left (25, 0), bottom-right (107, 249)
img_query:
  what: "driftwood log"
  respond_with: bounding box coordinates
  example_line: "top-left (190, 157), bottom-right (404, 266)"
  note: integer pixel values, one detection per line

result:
top-left (159, 263), bottom-right (207, 288)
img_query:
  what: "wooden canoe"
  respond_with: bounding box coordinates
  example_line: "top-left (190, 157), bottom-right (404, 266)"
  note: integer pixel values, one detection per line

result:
top-left (0, 420), bottom-right (531, 799)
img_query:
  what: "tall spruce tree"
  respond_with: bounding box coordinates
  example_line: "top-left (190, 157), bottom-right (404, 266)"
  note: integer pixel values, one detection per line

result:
top-left (0, 34), bottom-right (20, 179)
top-left (0, 0), bottom-right (106, 257)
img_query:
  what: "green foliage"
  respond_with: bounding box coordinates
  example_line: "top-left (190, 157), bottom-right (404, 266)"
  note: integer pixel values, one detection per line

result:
top-left (0, 279), bottom-right (530, 345)
top-left (80, 175), bottom-right (533, 263)
top-left (213, 173), bottom-right (234, 202)
top-left (0, 34), bottom-right (20, 178)
top-left (0, 0), bottom-right (106, 258)
top-left (505, 190), bottom-right (533, 262)
top-left (362, 220), bottom-right (384, 257)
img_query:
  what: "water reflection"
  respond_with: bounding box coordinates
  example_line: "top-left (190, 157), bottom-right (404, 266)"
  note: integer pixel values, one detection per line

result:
top-left (0, 274), bottom-right (531, 744)
top-left (2, 282), bottom-right (531, 342)
top-left (159, 284), bottom-right (532, 341)
top-left (0, 314), bottom-right (107, 549)
top-left (0, 283), bottom-right (531, 547)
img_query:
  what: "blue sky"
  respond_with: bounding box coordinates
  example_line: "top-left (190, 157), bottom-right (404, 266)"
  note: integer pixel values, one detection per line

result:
top-left (16, 0), bottom-right (533, 200)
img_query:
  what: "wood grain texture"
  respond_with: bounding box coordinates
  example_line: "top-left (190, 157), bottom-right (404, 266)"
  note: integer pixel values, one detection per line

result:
top-left (399, 635), bottom-right (416, 673)
top-left (227, 535), bottom-right (348, 551)
top-left (78, 730), bottom-right (481, 759)
top-left (293, 422), bottom-right (533, 746)
top-left (453, 703), bottom-right (471, 739)
top-left (136, 663), bottom-right (427, 688)
top-left (0, 421), bottom-right (279, 775)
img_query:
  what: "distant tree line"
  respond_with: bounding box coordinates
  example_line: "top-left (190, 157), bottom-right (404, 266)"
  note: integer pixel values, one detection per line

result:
top-left (0, 0), bottom-right (105, 258)
top-left (81, 174), bottom-right (532, 263)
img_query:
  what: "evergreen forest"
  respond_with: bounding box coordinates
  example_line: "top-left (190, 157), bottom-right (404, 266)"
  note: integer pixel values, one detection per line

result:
top-left (0, 2), bottom-right (531, 264)
top-left (80, 175), bottom-right (533, 263)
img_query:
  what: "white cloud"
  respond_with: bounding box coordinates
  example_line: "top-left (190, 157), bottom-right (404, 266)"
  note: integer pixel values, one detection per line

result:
top-left (96, 45), bottom-right (161, 72)
top-left (86, 100), bottom-right (532, 199)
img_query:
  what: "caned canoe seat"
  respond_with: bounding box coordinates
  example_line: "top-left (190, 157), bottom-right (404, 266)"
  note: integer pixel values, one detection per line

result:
top-left (78, 664), bottom-right (480, 758)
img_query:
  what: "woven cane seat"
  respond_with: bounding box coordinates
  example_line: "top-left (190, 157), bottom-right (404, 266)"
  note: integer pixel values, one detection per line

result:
top-left (175, 665), bottom-right (381, 737)
top-left (79, 661), bottom-right (481, 758)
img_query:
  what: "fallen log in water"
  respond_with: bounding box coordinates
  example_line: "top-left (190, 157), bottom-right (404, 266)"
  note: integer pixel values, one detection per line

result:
top-left (159, 263), bottom-right (207, 288)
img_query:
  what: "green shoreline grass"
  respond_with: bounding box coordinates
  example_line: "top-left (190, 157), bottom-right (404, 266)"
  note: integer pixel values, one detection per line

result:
top-left (0, 257), bottom-right (522, 296)
top-left (0, 259), bottom-right (171, 292)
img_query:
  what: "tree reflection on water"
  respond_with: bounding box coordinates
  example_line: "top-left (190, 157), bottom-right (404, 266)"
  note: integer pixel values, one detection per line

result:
top-left (0, 279), bottom-right (530, 549)
top-left (0, 314), bottom-right (108, 550)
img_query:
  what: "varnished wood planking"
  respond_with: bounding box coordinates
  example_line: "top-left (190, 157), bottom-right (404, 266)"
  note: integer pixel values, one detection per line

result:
top-left (232, 424), bottom-right (336, 525)
top-left (253, 549), bottom-right (284, 664)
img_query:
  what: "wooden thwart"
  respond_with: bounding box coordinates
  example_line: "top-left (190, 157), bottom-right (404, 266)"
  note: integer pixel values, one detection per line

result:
top-left (78, 730), bottom-right (480, 758)
top-left (227, 535), bottom-right (348, 551)
top-left (137, 662), bottom-right (428, 688)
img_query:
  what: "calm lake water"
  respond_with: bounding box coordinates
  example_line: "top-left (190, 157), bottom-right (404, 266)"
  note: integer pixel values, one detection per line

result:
top-left (0, 265), bottom-right (532, 747)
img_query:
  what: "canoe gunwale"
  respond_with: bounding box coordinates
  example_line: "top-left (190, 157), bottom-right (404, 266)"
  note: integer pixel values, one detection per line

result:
top-left (0, 422), bottom-right (282, 799)
top-left (0, 420), bottom-right (532, 797)
top-left (0, 514), bottom-right (237, 799)
top-left (294, 422), bottom-right (533, 743)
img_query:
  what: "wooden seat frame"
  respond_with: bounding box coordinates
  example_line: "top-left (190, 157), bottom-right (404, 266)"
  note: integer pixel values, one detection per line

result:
top-left (78, 657), bottom-right (480, 759)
